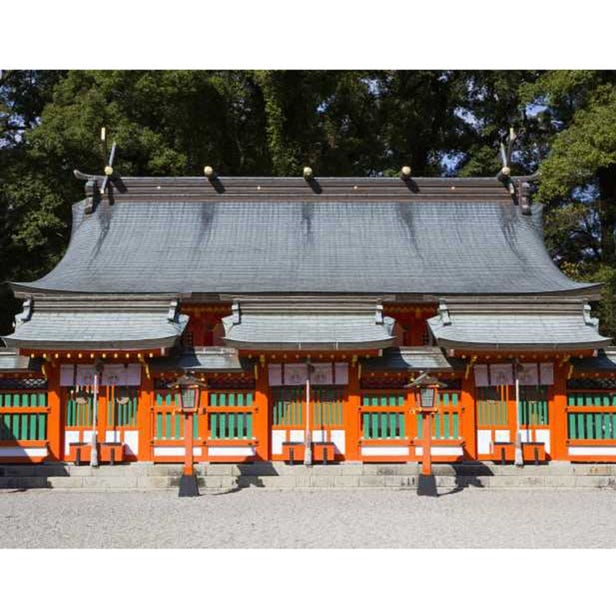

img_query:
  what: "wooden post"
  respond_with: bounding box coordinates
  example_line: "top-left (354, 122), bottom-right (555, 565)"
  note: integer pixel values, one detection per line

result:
top-left (46, 363), bottom-right (62, 462)
top-left (137, 367), bottom-right (153, 461)
top-left (253, 360), bottom-right (270, 461)
top-left (460, 372), bottom-right (476, 459)
top-left (551, 361), bottom-right (569, 461)
top-left (422, 410), bottom-right (433, 475)
top-left (405, 384), bottom-right (417, 461)
top-left (184, 411), bottom-right (194, 475)
top-left (345, 362), bottom-right (361, 461)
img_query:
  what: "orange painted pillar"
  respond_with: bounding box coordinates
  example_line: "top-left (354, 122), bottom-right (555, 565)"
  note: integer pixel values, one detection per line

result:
top-left (137, 367), bottom-right (153, 461)
top-left (345, 361), bottom-right (361, 461)
top-left (551, 362), bottom-right (569, 461)
top-left (253, 361), bottom-right (270, 461)
top-left (46, 363), bottom-right (62, 462)
top-left (406, 384), bottom-right (418, 461)
top-left (460, 372), bottom-right (477, 460)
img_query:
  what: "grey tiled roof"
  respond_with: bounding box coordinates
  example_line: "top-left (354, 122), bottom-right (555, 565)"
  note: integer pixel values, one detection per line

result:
top-left (222, 313), bottom-right (396, 350)
top-left (0, 350), bottom-right (42, 372)
top-left (428, 312), bottom-right (610, 350)
top-left (361, 347), bottom-right (466, 372)
top-left (11, 199), bottom-right (595, 296)
top-left (3, 311), bottom-right (187, 350)
top-left (150, 347), bottom-right (254, 372)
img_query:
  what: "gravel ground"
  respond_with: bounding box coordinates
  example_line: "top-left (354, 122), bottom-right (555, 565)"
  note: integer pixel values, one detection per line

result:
top-left (1, 487), bottom-right (615, 548)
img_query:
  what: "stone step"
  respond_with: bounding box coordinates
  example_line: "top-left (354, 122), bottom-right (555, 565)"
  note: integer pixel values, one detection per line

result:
top-left (3, 471), bottom-right (616, 491)
top-left (3, 462), bottom-right (616, 491)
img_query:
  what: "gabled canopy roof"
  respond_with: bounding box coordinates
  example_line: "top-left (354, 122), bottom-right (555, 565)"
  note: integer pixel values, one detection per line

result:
top-left (221, 301), bottom-right (396, 350)
top-left (428, 299), bottom-right (610, 351)
top-left (10, 175), bottom-right (598, 298)
top-left (2, 299), bottom-right (187, 351)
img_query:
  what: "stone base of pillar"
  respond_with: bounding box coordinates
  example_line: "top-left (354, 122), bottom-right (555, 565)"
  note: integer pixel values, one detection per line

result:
top-left (417, 473), bottom-right (437, 497)
top-left (178, 473), bottom-right (200, 497)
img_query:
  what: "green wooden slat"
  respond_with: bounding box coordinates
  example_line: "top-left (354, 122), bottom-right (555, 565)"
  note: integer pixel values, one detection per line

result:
top-left (237, 413), bottom-right (245, 438)
top-left (175, 414), bottom-right (181, 439)
top-left (165, 413), bottom-right (171, 439)
top-left (220, 413), bottom-right (227, 439)
top-left (371, 413), bottom-right (378, 439)
top-left (443, 413), bottom-right (450, 439)
top-left (229, 413), bottom-right (235, 438)
top-left (363, 414), bottom-right (369, 439)
top-left (193, 416), bottom-right (199, 439)
top-left (380, 413), bottom-right (387, 438)
top-left (247, 413), bottom-right (253, 438)
top-left (417, 414), bottom-right (423, 439)
top-left (434, 413), bottom-right (441, 439)
top-left (38, 414), bottom-right (46, 439)
top-left (587, 413), bottom-right (594, 439)
top-left (29, 414), bottom-right (36, 439)
top-left (211, 414), bottom-right (218, 439)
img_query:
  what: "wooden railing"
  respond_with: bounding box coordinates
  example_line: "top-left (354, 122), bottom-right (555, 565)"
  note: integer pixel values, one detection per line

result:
top-left (0, 389), bottom-right (49, 442)
top-left (566, 391), bottom-right (616, 442)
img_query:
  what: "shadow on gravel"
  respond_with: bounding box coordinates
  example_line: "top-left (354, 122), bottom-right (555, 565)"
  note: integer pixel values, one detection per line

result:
top-left (210, 461), bottom-right (279, 495)
top-left (437, 462), bottom-right (493, 497)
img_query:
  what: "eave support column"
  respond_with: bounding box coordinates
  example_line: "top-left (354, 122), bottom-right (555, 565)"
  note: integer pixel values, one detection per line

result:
top-left (46, 363), bottom-right (62, 462)
top-left (253, 359), bottom-right (270, 461)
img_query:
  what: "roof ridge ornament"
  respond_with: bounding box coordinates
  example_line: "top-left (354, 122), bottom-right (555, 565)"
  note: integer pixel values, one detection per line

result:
top-left (438, 300), bottom-right (451, 326)
top-left (496, 127), bottom-right (533, 216)
top-left (15, 298), bottom-right (33, 326)
top-left (73, 127), bottom-right (126, 213)
top-left (167, 299), bottom-right (180, 322)
top-left (375, 303), bottom-right (384, 325)
top-left (583, 304), bottom-right (599, 330)
top-left (303, 166), bottom-right (321, 194)
top-left (232, 302), bottom-right (241, 325)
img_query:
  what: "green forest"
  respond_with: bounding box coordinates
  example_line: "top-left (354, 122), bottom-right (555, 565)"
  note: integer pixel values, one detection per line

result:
top-left (2, 70), bottom-right (616, 336)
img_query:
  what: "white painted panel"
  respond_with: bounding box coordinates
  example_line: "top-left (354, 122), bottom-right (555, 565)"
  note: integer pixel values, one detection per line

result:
top-left (431, 446), bottom-right (463, 457)
top-left (272, 430), bottom-right (285, 455)
top-left (289, 430), bottom-right (304, 442)
top-left (477, 429), bottom-right (492, 454)
top-left (519, 428), bottom-right (532, 443)
top-left (65, 430), bottom-right (80, 455)
top-left (208, 446), bottom-right (255, 457)
top-left (535, 429), bottom-right (550, 454)
top-left (153, 447), bottom-right (202, 456)
top-left (330, 429), bottom-right (345, 454)
top-left (123, 430), bottom-right (139, 455)
top-left (105, 430), bottom-right (118, 443)
top-left (0, 446), bottom-right (47, 457)
top-left (312, 430), bottom-right (326, 443)
top-left (494, 429), bottom-right (510, 442)
top-left (568, 446), bottom-right (616, 457)
top-left (361, 446), bottom-right (409, 457)
top-left (82, 430), bottom-right (93, 443)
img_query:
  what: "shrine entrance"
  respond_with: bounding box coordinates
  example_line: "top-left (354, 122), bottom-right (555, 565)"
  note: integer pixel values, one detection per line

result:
top-left (270, 385), bottom-right (346, 461)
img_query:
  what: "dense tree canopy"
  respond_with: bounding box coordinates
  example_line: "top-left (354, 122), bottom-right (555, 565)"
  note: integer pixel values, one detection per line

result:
top-left (1, 70), bottom-right (616, 336)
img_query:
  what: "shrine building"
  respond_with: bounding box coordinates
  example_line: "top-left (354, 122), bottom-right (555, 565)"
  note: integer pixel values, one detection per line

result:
top-left (2, 167), bottom-right (616, 466)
